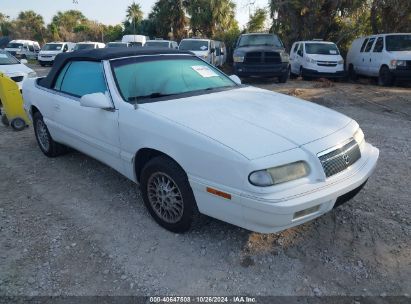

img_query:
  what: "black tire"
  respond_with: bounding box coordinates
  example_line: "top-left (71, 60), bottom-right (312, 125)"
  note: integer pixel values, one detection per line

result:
top-left (300, 67), bottom-right (311, 81)
top-left (278, 67), bottom-right (289, 83)
top-left (10, 118), bottom-right (26, 131)
top-left (1, 114), bottom-right (9, 126)
top-left (39, 62), bottom-right (45, 67)
top-left (348, 64), bottom-right (358, 81)
top-left (378, 66), bottom-right (393, 86)
top-left (140, 156), bottom-right (198, 233)
top-left (290, 69), bottom-right (297, 79)
top-left (33, 112), bottom-right (67, 157)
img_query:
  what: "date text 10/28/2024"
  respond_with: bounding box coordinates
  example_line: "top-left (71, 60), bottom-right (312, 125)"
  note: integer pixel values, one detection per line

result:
top-left (149, 296), bottom-right (257, 303)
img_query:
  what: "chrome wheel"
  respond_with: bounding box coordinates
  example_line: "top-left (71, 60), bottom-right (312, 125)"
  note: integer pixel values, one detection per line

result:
top-left (147, 172), bottom-right (184, 224)
top-left (36, 119), bottom-right (50, 151)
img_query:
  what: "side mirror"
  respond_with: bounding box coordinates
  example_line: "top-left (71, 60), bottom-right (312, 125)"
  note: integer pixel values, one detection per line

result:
top-left (229, 75), bottom-right (242, 85)
top-left (210, 48), bottom-right (215, 53)
top-left (80, 92), bottom-right (113, 109)
top-left (20, 59), bottom-right (28, 64)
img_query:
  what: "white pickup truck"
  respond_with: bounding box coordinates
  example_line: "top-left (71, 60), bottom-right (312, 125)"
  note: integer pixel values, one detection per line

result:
top-left (23, 48), bottom-right (379, 234)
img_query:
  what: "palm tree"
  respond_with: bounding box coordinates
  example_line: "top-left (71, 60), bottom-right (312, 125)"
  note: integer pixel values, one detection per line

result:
top-left (150, 0), bottom-right (186, 40)
top-left (126, 2), bottom-right (144, 35)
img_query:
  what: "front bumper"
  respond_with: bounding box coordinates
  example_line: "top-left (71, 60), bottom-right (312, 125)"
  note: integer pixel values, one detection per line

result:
top-left (391, 68), bottom-right (411, 79)
top-left (234, 62), bottom-right (288, 77)
top-left (189, 142), bottom-right (379, 234)
top-left (302, 67), bottom-right (346, 78)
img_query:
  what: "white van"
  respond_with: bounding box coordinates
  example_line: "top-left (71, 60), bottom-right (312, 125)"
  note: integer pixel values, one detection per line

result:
top-left (145, 40), bottom-right (178, 49)
top-left (73, 42), bottom-right (106, 51)
top-left (4, 40), bottom-right (40, 60)
top-left (179, 38), bottom-right (217, 65)
top-left (290, 40), bottom-right (345, 79)
top-left (38, 42), bottom-right (75, 66)
top-left (346, 33), bottom-right (411, 86)
top-left (121, 35), bottom-right (149, 47)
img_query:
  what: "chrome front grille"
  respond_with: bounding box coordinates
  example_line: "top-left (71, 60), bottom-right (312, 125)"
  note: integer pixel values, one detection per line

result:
top-left (318, 139), bottom-right (361, 178)
top-left (317, 61), bottom-right (337, 67)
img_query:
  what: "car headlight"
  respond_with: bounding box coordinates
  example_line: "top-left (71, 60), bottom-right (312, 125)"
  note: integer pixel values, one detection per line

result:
top-left (249, 161), bottom-right (310, 187)
top-left (338, 59), bottom-right (344, 65)
top-left (353, 128), bottom-right (365, 145)
top-left (306, 57), bottom-right (316, 64)
top-left (28, 71), bottom-right (37, 78)
top-left (233, 55), bottom-right (245, 63)
top-left (280, 52), bottom-right (289, 62)
top-left (390, 60), bottom-right (406, 67)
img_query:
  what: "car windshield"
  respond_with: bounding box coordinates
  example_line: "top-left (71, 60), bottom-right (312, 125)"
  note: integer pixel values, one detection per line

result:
top-left (74, 44), bottom-right (95, 50)
top-left (238, 34), bottom-right (283, 48)
top-left (179, 40), bottom-right (209, 51)
top-left (42, 43), bottom-right (63, 51)
top-left (0, 51), bottom-right (20, 65)
top-left (111, 56), bottom-right (236, 104)
top-left (305, 43), bottom-right (340, 55)
top-left (386, 35), bottom-right (411, 51)
top-left (107, 43), bottom-right (128, 48)
top-left (146, 41), bottom-right (170, 48)
top-left (6, 43), bottom-right (23, 49)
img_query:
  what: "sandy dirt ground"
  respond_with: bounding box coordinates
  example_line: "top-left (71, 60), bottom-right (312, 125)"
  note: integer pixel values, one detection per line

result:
top-left (0, 66), bottom-right (410, 297)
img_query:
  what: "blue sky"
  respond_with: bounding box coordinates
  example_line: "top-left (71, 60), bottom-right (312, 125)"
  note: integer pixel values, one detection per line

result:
top-left (1, 0), bottom-right (269, 28)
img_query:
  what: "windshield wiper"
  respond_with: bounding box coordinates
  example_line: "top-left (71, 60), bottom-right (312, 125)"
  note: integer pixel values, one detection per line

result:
top-left (128, 92), bottom-right (177, 101)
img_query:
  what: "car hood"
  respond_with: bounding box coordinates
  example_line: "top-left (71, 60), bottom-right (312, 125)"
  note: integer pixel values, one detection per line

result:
top-left (142, 87), bottom-right (352, 160)
top-left (39, 50), bottom-right (60, 55)
top-left (0, 63), bottom-right (32, 76)
top-left (387, 50), bottom-right (411, 59)
top-left (305, 54), bottom-right (343, 61)
top-left (234, 45), bottom-right (284, 54)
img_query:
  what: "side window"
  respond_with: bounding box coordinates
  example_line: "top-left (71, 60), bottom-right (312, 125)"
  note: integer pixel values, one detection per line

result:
top-left (63, 44), bottom-right (68, 52)
top-left (373, 37), bottom-right (384, 52)
top-left (54, 61), bottom-right (107, 97)
top-left (292, 43), bottom-right (298, 53)
top-left (360, 38), bottom-right (369, 52)
top-left (364, 38), bottom-right (375, 52)
top-left (28, 45), bottom-right (34, 52)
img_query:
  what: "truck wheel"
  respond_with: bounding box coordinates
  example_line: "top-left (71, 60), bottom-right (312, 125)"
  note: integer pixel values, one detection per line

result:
top-left (1, 114), bottom-right (9, 126)
top-left (278, 68), bottom-right (289, 83)
top-left (140, 155), bottom-right (198, 233)
top-left (300, 67), bottom-right (311, 81)
top-left (33, 112), bottom-right (67, 157)
top-left (378, 66), bottom-right (393, 86)
top-left (10, 118), bottom-right (26, 131)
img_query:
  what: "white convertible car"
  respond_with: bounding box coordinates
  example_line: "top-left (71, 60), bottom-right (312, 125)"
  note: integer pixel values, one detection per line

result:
top-left (23, 48), bottom-right (379, 233)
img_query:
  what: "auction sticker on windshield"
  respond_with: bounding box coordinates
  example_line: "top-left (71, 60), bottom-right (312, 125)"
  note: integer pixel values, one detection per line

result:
top-left (0, 54), bottom-right (8, 58)
top-left (192, 65), bottom-right (218, 78)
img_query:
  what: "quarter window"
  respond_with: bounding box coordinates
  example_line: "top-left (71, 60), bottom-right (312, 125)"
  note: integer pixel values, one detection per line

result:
top-left (360, 38), bottom-right (369, 52)
top-left (54, 61), bottom-right (107, 97)
top-left (373, 37), bottom-right (384, 52)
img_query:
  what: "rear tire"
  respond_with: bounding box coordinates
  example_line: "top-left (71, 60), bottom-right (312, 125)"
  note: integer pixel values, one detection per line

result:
top-left (33, 112), bottom-right (67, 157)
top-left (140, 156), bottom-right (198, 233)
top-left (1, 114), bottom-right (9, 126)
top-left (10, 118), bottom-right (26, 131)
top-left (278, 67), bottom-right (289, 83)
top-left (378, 66), bottom-right (393, 86)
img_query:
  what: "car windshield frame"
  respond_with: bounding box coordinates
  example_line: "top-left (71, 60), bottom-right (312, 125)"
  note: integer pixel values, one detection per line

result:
top-left (386, 34), bottom-right (411, 51)
top-left (237, 34), bottom-right (284, 48)
top-left (110, 54), bottom-right (239, 104)
top-left (179, 40), bottom-right (209, 51)
top-left (6, 43), bottom-right (23, 49)
top-left (305, 43), bottom-right (340, 55)
top-left (42, 43), bottom-right (64, 51)
top-left (0, 51), bottom-right (21, 65)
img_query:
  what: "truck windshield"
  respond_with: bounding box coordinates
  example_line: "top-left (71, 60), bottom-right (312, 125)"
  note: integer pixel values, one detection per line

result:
top-left (305, 43), bottom-right (340, 55)
top-left (386, 35), bottom-right (411, 51)
top-left (238, 34), bottom-right (283, 48)
top-left (74, 44), bottom-right (95, 50)
top-left (42, 43), bottom-right (63, 51)
top-left (146, 41), bottom-right (170, 48)
top-left (179, 40), bottom-right (209, 51)
top-left (0, 51), bottom-right (20, 65)
top-left (111, 56), bottom-right (236, 104)
top-left (6, 43), bottom-right (23, 49)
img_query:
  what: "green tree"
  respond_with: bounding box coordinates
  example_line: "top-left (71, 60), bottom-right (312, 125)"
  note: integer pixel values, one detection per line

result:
top-left (246, 8), bottom-right (268, 33)
top-left (149, 0), bottom-right (187, 40)
top-left (12, 10), bottom-right (46, 42)
top-left (126, 2), bottom-right (144, 35)
top-left (370, 0), bottom-right (411, 33)
top-left (51, 10), bottom-right (87, 41)
top-left (0, 12), bottom-right (11, 36)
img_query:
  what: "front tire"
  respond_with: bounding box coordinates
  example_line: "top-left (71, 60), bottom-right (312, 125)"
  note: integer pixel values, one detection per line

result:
top-left (278, 67), bottom-right (289, 83)
top-left (10, 118), bottom-right (26, 131)
top-left (33, 112), bottom-right (67, 157)
top-left (140, 156), bottom-right (198, 233)
top-left (378, 66), bottom-right (393, 86)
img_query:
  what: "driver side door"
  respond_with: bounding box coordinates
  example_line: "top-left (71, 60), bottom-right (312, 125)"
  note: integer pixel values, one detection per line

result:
top-left (51, 60), bottom-right (122, 170)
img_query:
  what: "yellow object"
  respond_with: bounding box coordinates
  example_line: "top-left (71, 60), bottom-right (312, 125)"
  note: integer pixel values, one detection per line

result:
top-left (0, 72), bottom-right (30, 130)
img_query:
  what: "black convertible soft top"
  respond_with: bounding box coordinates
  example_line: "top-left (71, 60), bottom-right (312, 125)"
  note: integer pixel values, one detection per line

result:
top-left (39, 47), bottom-right (193, 89)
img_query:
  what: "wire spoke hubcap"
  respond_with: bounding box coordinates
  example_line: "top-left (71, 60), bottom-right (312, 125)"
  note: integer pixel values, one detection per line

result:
top-left (147, 172), bottom-right (184, 224)
top-left (36, 120), bottom-right (50, 151)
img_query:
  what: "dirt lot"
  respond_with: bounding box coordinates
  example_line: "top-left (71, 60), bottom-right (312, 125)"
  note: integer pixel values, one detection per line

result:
top-left (0, 65), bottom-right (410, 297)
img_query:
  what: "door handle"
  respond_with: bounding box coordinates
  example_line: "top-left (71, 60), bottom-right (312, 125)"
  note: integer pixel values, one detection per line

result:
top-left (370, 58), bottom-right (372, 62)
